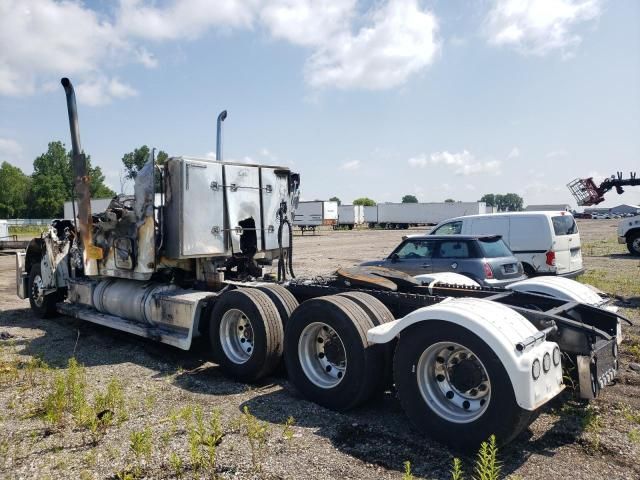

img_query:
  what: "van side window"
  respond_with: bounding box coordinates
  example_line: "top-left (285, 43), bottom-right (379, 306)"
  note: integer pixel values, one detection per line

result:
top-left (435, 241), bottom-right (470, 259)
top-left (433, 221), bottom-right (462, 235)
top-left (552, 215), bottom-right (578, 235)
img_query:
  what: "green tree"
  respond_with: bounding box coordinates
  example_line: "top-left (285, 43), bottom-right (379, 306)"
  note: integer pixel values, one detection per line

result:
top-left (0, 162), bottom-right (31, 218)
top-left (353, 197), bottom-right (376, 207)
top-left (480, 194), bottom-right (496, 207)
top-left (444, 198), bottom-right (455, 203)
top-left (29, 141), bottom-right (115, 217)
top-left (122, 145), bottom-right (169, 180)
top-left (329, 196), bottom-right (341, 206)
top-left (480, 193), bottom-right (523, 212)
top-left (402, 195), bottom-right (418, 203)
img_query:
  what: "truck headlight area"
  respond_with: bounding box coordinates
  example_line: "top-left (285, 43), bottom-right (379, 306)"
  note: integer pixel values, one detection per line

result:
top-left (532, 359), bottom-right (541, 380)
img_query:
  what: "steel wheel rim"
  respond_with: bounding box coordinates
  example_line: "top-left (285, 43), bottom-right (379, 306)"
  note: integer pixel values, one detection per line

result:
top-left (632, 237), bottom-right (640, 253)
top-left (416, 341), bottom-right (491, 424)
top-left (32, 274), bottom-right (44, 307)
top-left (219, 308), bottom-right (254, 364)
top-left (298, 322), bottom-right (347, 389)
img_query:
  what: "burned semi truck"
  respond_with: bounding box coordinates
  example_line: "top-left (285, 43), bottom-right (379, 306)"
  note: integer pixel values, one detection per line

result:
top-left (15, 78), bottom-right (627, 451)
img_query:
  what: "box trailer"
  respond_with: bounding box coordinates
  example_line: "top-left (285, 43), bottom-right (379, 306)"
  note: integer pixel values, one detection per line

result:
top-left (336, 205), bottom-right (364, 229)
top-left (375, 202), bottom-right (487, 229)
top-left (364, 205), bottom-right (378, 227)
top-left (293, 201), bottom-right (338, 233)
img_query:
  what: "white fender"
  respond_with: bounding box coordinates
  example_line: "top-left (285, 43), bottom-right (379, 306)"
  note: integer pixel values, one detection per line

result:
top-left (507, 276), bottom-right (617, 313)
top-left (367, 297), bottom-right (564, 410)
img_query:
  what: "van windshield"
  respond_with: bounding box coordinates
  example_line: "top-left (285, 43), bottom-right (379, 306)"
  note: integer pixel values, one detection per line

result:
top-left (478, 237), bottom-right (513, 258)
top-left (552, 215), bottom-right (578, 236)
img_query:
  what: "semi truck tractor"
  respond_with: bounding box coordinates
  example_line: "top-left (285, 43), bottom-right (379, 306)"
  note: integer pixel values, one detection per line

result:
top-left (15, 78), bottom-right (627, 451)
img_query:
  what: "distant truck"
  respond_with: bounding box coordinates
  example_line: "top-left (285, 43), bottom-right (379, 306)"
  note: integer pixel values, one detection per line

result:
top-left (335, 205), bottom-right (364, 229)
top-left (369, 202), bottom-right (488, 229)
top-left (618, 215), bottom-right (640, 256)
top-left (293, 200), bottom-right (338, 234)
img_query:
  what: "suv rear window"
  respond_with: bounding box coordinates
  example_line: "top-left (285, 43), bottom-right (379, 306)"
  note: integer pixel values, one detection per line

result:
top-left (552, 215), bottom-right (578, 235)
top-left (478, 237), bottom-right (513, 258)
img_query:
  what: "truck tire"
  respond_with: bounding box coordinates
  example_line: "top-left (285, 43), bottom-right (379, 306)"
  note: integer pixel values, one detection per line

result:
top-left (337, 291), bottom-right (396, 389)
top-left (255, 285), bottom-right (299, 328)
top-left (393, 321), bottom-right (534, 452)
top-left (284, 295), bottom-right (384, 411)
top-left (627, 231), bottom-right (640, 256)
top-left (28, 263), bottom-right (59, 318)
top-left (210, 288), bottom-right (284, 382)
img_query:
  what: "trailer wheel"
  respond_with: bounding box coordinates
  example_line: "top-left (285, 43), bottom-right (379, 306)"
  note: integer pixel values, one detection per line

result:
top-left (627, 231), bottom-right (640, 256)
top-left (210, 288), bottom-right (283, 382)
top-left (337, 291), bottom-right (395, 389)
top-left (393, 321), bottom-right (533, 451)
top-left (28, 264), bottom-right (59, 318)
top-left (284, 296), bottom-right (384, 411)
top-left (255, 285), bottom-right (299, 328)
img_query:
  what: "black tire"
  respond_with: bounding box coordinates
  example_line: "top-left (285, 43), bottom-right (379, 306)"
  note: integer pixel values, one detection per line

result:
top-left (209, 288), bottom-right (284, 382)
top-left (255, 285), bottom-right (299, 328)
top-left (284, 295), bottom-right (384, 411)
top-left (393, 321), bottom-right (534, 452)
top-left (627, 231), bottom-right (640, 256)
top-left (28, 263), bottom-right (59, 318)
top-left (337, 291), bottom-right (396, 389)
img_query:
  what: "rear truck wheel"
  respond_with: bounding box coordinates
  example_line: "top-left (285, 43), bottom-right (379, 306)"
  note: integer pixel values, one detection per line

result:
top-left (255, 285), bottom-right (299, 328)
top-left (28, 263), bottom-right (59, 318)
top-left (210, 288), bottom-right (284, 382)
top-left (337, 291), bottom-right (396, 389)
top-left (627, 231), bottom-right (640, 256)
top-left (284, 295), bottom-right (385, 411)
top-left (393, 321), bottom-right (534, 452)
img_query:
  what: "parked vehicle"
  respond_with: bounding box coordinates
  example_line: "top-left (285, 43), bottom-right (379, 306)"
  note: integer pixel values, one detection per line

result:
top-left (293, 201), bottom-right (338, 234)
top-left (371, 202), bottom-right (488, 229)
top-left (618, 215), bottom-right (640, 255)
top-left (335, 204), bottom-right (364, 229)
top-left (360, 234), bottom-right (526, 287)
top-left (15, 77), bottom-right (627, 452)
top-left (430, 212), bottom-right (584, 278)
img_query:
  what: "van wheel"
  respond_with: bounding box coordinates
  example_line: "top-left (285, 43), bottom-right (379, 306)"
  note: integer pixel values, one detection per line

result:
top-left (627, 232), bottom-right (640, 256)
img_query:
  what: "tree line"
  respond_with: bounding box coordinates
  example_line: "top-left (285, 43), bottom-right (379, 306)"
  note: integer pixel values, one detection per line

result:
top-left (0, 142), bottom-right (167, 219)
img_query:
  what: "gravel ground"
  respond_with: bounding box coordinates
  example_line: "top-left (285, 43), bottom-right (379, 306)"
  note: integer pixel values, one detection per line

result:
top-left (0, 219), bottom-right (639, 479)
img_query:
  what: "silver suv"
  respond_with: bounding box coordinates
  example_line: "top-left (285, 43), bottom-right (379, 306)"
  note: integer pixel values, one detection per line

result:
top-left (361, 235), bottom-right (527, 287)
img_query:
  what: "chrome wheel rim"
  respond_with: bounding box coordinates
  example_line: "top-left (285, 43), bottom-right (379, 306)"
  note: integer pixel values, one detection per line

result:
top-left (219, 309), bottom-right (254, 364)
top-left (32, 274), bottom-right (44, 307)
top-left (298, 322), bottom-right (347, 389)
top-left (417, 341), bottom-right (491, 423)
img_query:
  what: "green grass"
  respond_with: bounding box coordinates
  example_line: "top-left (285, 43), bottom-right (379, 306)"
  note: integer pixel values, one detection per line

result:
top-left (578, 268), bottom-right (640, 298)
top-left (581, 239), bottom-right (627, 257)
top-left (449, 435), bottom-right (502, 480)
top-left (8, 225), bottom-right (48, 236)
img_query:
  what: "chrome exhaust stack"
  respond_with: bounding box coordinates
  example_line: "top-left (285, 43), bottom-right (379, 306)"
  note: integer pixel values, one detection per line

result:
top-left (61, 77), bottom-right (98, 275)
top-left (216, 110), bottom-right (227, 161)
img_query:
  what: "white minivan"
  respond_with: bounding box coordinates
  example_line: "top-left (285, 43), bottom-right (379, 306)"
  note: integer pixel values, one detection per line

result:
top-left (429, 211), bottom-right (584, 278)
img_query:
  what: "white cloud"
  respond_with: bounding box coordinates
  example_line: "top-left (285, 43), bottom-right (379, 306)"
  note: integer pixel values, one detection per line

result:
top-left (340, 159), bottom-right (360, 171)
top-left (0, 138), bottom-right (22, 160)
top-left (205, 151), bottom-right (217, 160)
top-left (546, 149), bottom-right (568, 158)
top-left (306, 0), bottom-right (440, 89)
top-left (408, 150), bottom-right (501, 176)
top-left (76, 77), bottom-right (138, 107)
top-left (117, 0), bottom-right (257, 41)
top-left (0, 0), bottom-right (441, 102)
top-left (507, 147), bottom-right (520, 159)
top-left (485, 0), bottom-right (602, 55)
top-left (261, 0), bottom-right (355, 47)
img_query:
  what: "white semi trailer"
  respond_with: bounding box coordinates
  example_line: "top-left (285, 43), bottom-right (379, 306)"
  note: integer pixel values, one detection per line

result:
top-left (15, 78), bottom-right (627, 452)
top-left (336, 205), bottom-right (364, 229)
top-left (293, 200), bottom-right (338, 234)
top-left (374, 202), bottom-right (487, 229)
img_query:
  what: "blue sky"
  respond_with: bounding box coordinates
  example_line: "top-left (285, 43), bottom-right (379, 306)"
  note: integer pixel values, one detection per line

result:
top-left (0, 0), bottom-right (638, 208)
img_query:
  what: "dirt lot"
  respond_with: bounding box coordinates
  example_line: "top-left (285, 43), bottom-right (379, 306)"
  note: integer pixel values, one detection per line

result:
top-left (1, 219), bottom-right (639, 479)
